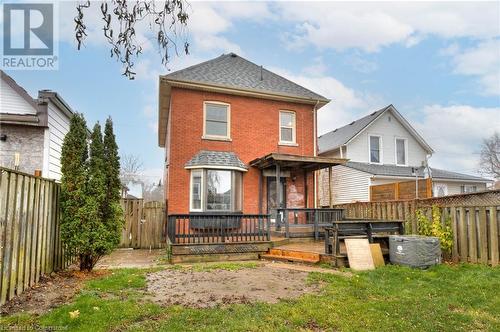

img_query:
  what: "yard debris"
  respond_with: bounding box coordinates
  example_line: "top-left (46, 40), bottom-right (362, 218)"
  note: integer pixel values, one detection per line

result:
top-left (69, 310), bottom-right (80, 319)
top-left (0, 269), bottom-right (109, 316)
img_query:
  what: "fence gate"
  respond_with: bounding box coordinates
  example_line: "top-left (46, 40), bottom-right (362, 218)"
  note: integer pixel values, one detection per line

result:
top-left (119, 199), bottom-right (166, 249)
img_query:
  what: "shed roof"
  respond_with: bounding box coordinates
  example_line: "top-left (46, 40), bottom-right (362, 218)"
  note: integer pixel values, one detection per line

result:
top-left (250, 153), bottom-right (346, 171)
top-left (344, 161), bottom-right (490, 183)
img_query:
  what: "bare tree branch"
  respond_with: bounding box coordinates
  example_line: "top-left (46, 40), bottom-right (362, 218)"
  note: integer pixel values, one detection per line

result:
top-left (74, 0), bottom-right (190, 79)
top-left (120, 153), bottom-right (144, 184)
top-left (479, 132), bottom-right (500, 180)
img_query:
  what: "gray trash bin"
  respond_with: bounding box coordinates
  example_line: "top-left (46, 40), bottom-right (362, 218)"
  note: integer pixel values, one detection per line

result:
top-left (389, 235), bottom-right (441, 268)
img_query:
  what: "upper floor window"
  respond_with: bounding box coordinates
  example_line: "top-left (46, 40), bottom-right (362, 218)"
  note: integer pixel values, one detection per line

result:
top-left (204, 102), bottom-right (230, 140)
top-left (395, 138), bottom-right (407, 166)
top-left (460, 185), bottom-right (477, 194)
top-left (369, 135), bottom-right (381, 164)
top-left (279, 111), bottom-right (296, 144)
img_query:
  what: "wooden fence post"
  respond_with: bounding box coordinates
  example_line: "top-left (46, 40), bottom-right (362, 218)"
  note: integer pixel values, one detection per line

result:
top-left (488, 207), bottom-right (498, 266)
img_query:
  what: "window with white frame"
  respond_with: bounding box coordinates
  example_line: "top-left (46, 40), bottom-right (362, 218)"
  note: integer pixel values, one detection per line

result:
top-left (369, 135), bottom-right (381, 163)
top-left (279, 111), bottom-right (296, 144)
top-left (190, 169), bottom-right (243, 212)
top-left (460, 185), bottom-right (477, 194)
top-left (204, 102), bottom-right (230, 139)
top-left (395, 138), bottom-right (407, 166)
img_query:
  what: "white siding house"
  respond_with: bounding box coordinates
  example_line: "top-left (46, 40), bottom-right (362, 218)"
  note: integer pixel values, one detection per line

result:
top-left (0, 71), bottom-right (74, 181)
top-left (318, 105), bottom-right (490, 204)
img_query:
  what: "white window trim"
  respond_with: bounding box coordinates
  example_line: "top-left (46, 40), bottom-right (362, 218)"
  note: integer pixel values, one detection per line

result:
top-left (279, 110), bottom-right (297, 145)
top-left (189, 169), bottom-right (203, 212)
top-left (189, 168), bottom-right (244, 212)
top-left (202, 101), bottom-right (231, 141)
top-left (394, 137), bottom-right (408, 166)
top-left (368, 134), bottom-right (383, 164)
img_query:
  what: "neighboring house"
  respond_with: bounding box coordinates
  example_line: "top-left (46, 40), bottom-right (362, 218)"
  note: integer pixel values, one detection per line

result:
top-left (318, 105), bottom-right (490, 204)
top-left (158, 53), bottom-right (343, 217)
top-left (0, 70), bottom-right (74, 181)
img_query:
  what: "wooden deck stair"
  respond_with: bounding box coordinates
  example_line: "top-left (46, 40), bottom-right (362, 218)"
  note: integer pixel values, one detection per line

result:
top-left (260, 248), bottom-right (321, 264)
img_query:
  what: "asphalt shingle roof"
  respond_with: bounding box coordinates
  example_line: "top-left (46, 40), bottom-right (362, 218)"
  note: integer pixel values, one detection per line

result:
top-left (185, 150), bottom-right (248, 170)
top-left (318, 106), bottom-right (390, 153)
top-left (164, 53), bottom-right (328, 101)
top-left (345, 161), bottom-right (489, 182)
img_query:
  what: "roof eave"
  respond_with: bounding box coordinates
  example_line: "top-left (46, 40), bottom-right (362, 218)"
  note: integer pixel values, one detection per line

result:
top-left (161, 77), bottom-right (330, 105)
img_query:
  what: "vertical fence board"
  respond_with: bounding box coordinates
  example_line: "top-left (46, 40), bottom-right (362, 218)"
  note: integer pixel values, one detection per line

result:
top-left (450, 208), bottom-right (459, 262)
top-left (458, 207), bottom-right (468, 263)
top-left (9, 174), bottom-right (24, 300)
top-left (477, 207), bottom-right (488, 264)
top-left (488, 207), bottom-right (499, 266)
top-left (0, 170), bottom-right (12, 304)
top-left (16, 176), bottom-right (30, 295)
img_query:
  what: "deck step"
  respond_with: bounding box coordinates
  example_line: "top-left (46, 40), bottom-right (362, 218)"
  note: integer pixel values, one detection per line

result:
top-left (260, 254), bottom-right (320, 264)
top-left (261, 248), bottom-right (321, 264)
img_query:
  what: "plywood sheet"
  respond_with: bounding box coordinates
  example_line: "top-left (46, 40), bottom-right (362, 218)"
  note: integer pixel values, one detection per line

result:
top-left (370, 243), bottom-right (385, 267)
top-left (345, 239), bottom-right (375, 271)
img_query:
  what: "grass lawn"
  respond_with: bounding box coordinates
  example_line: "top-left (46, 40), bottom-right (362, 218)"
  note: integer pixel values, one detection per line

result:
top-left (1, 263), bottom-right (499, 331)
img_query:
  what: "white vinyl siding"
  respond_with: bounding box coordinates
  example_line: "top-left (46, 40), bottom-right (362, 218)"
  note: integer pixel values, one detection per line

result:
top-left (433, 181), bottom-right (487, 196)
top-left (0, 78), bottom-right (37, 114)
top-left (346, 111), bottom-right (428, 166)
top-left (319, 165), bottom-right (371, 205)
top-left (45, 101), bottom-right (70, 180)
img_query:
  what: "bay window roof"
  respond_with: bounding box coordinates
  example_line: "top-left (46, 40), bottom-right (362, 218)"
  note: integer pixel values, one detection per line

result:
top-left (185, 150), bottom-right (248, 172)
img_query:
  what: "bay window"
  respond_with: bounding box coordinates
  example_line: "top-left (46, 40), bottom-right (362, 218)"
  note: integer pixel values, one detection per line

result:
top-left (190, 169), bottom-right (243, 212)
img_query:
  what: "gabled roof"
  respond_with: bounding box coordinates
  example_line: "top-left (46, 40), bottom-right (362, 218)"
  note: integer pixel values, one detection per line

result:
top-left (1, 71), bottom-right (74, 127)
top-left (344, 161), bottom-right (490, 183)
top-left (158, 53), bottom-right (330, 147)
top-left (318, 104), bottom-right (434, 154)
top-left (163, 53), bottom-right (329, 102)
top-left (185, 150), bottom-right (248, 172)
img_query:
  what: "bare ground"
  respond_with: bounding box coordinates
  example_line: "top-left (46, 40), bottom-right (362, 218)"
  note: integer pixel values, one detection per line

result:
top-left (0, 270), bottom-right (109, 316)
top-left (145, 265), bottom-right (321, 308)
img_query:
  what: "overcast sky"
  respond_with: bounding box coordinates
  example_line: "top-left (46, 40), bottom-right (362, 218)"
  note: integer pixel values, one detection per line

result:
top-left (5, 1), bottom-right (500, 182)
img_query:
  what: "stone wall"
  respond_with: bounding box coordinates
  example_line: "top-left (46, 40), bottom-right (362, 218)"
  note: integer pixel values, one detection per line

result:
top-left (0, 124), bottom-right (44, 175)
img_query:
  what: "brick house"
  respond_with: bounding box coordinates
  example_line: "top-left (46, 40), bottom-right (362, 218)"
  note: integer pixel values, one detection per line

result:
top-left (158, 54), bottom-right (345, 252)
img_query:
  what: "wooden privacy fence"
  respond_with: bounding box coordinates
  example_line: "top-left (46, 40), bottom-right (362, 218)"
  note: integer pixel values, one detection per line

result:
top-left (333, 193), bottom-right (500, 265)
top-left (119, 199), bottom-right (166, 249)
top-left (0, 168), bottom-right (73, 305)
top-left (370, 178), bottom-right (432, 201)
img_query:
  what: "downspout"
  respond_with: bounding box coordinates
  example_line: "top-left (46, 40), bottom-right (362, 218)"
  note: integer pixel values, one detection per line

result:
top-left (313, 100), bottom-right (319, 208)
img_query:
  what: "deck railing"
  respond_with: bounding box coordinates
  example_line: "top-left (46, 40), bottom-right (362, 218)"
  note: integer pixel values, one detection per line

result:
top-left (167, 214), bottom-right (271, 244)
top-left (276, 208), bottom-right (345, 239)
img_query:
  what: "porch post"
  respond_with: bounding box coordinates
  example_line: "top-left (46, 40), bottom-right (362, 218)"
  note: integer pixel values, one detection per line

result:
top-left (303, 169), bottom-right (308, 208)
top-left (276, 164), bottom-right (282, 208)
top-left (258, 169), bottom-right (263, 214)
top-left (328, 166), bottom-right (333, 208)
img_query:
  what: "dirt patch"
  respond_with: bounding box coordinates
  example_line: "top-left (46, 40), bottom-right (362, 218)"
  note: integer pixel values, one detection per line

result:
top-left (0, 269), bottom-right (109, 316)
top-left (145, 265), bottom-right (320, 308)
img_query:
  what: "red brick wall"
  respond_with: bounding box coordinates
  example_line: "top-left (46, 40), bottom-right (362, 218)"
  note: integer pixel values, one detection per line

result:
top-left (166, 87), bottom-right (316, 214)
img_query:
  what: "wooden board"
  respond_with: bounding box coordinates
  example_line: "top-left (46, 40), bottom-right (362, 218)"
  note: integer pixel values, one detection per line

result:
top-left (345, 239), bottom-right (375, 271)
top-left (370, 243), bottom-right (385, 267)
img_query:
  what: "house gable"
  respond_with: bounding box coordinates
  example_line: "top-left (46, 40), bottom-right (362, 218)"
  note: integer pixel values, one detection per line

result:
top-left (346, 108), bottom-right (431, 166)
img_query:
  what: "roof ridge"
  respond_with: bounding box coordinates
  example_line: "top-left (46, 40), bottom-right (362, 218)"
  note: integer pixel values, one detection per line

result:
top-left (163, 53), bottom-right (229, 78)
